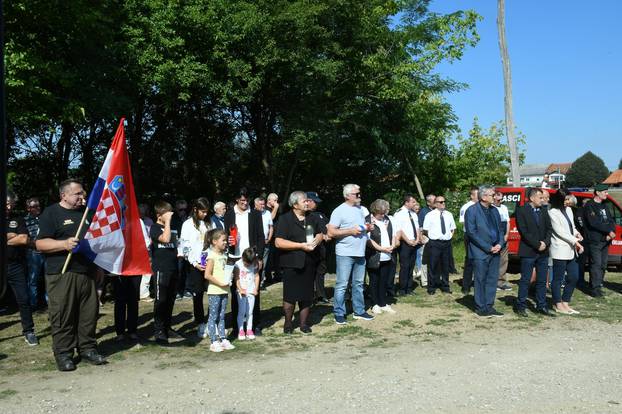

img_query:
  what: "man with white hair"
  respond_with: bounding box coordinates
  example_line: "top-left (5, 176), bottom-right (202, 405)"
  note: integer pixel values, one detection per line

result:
top-left (210, 201), bottom-right (226, 230)
top-left (327, 184), bottom-right (373, 324)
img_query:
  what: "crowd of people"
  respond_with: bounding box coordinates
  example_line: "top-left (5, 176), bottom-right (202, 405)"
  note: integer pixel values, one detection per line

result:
top-left (3, 180), bottom-right (617, 371)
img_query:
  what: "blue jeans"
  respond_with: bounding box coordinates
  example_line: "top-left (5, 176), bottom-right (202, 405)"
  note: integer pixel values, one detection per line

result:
top-left (552, 258), bottom-right (578, 304)
top-left (26, 250), bottom-right (46, 307)
top-left (517, 254), bottom-right (549, 310)
top-left (334, 256), bottom-right (366, 317)
top-left (473, 255), bottom-right (500, 313)
top-left (207, 294), bottom-right (228, 342)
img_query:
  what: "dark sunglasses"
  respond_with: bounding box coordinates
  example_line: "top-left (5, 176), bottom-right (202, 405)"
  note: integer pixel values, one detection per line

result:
top-left (436, 200), bottom-right (446, 204)
top-left (350, 193), bottom-right (361, 197)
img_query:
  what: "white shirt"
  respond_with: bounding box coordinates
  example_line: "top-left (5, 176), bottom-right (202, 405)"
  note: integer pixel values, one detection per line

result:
top-left (459, 201), bottom-right (476, 223)
top-left (394, 207), bottom-right (419, 240)
top-left (423, 209), bottom-right (456, 241)
top-left (371, 216), bottom-right (392, 262)
top-left (260, 210), bottom-right (273, 240)
top-left (234, 259), bottom-right (258, 293)
top-left (180, 218), bottom-right (210, 266)
top-left (233, 206), bottom-right (250, 258)
top-left (493, 203), bottom-right (510, 222)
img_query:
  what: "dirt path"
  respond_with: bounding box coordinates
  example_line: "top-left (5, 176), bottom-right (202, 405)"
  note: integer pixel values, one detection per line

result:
top-left (2, 318), bottom-right (621, 413)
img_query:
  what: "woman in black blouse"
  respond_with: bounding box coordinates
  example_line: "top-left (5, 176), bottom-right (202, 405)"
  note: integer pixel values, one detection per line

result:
top-left (274, 191), bottom-right (323, 334)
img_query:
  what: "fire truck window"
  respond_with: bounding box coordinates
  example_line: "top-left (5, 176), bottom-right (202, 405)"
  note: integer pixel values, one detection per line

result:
top-left (604, 201), bottom-right (622, 226)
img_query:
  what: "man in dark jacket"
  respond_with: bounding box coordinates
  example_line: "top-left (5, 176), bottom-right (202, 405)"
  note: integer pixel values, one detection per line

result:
top-left (515, 187), bottom-right (553, 316)
top-left (583, 184), bottom-right (616, 297)
top-left (224, 188), bottom-right (265, 335)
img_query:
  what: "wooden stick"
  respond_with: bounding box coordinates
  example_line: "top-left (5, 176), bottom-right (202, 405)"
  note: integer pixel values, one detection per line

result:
top-left (61, 206), bottom-right (91, 274)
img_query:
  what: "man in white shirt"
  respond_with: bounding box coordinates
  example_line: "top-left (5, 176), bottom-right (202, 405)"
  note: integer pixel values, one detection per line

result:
top-left (460, 187), bottom-right (479, 295)
top-left (423, 195), bottom-right (456, 294)
top-left (493, 190), bottom-right (512, 290)
top-left (254, 197), bottom-right (273, 288)
top-left (393, 194), bottom-right (421, 295)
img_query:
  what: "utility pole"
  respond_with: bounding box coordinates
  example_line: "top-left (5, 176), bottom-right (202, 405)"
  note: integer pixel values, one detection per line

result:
top-left (1, 0), bottom-right (7, 298)
top-left (497, 0), bottom-right (521, 187)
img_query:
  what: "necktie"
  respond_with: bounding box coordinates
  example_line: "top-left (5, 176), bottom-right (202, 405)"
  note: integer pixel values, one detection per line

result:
top-left (533, 207), bottom-right (540, 225)
top-left (408, 211), bottom-right (417, 237)
top-left (440, 211), bottom-right (446, 235)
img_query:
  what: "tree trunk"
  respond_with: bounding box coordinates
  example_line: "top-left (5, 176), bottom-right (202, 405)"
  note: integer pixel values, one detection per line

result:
top-left (497, 0), bottom-right (521, 187)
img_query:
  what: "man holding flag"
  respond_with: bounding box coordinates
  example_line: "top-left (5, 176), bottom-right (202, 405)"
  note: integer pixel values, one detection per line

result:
top-left (36, 119), bottom-right (151, 371)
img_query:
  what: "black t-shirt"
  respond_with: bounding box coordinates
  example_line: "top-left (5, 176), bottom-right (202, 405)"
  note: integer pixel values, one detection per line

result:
top-left (37, 203), bottom-right (93, 274)
top-left (150, 223), bottom-right (179, 273)
top-left (274, 211), bottom-right (321, 269)
top-left (6, 214), bottom-right (28, 262)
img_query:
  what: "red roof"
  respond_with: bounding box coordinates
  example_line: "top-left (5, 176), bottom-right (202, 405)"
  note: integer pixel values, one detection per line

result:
top-left (546, 163), bottom-right (573, 174)
top-left (604, 169), bottom-right (622, 184)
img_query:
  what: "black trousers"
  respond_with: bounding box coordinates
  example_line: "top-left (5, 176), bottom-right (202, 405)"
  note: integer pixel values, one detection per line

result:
top-left (7, 261), bottom-right (35, 335)
top-left (387, 252), bottom-right (398, 296)
top-left (588, 240), bottom-right (609, 290)
top-left (428, 240), bottom-right (451, 292)
top-left (176, 257), bottom-right (188, 295)
top-left (368, 261), bottom-right (391, 307)
top-left (398, 243), bottom-right (417, 293)
top-left (462, 237), bottom-right (474, 291)
top-left (112, 275), bottom-right (141, 336)
top-left (46, 271), bottom-right (98, 356)
top-left (153, 270), bottom-right (178, 336)
top-left (314, 257), bottom-right (328, 300)
top-left (187, 266), bottom-right (206, 325)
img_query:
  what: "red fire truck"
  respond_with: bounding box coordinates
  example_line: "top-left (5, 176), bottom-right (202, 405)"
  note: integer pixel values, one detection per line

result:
top-left (495, 187), bottom-right (622, 270)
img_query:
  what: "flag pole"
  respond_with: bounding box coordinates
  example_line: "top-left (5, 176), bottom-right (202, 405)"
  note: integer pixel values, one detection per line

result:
top-left (61, 206), bottom-right (91, 274)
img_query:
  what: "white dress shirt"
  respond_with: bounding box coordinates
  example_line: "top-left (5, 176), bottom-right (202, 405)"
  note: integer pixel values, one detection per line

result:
top-left (459, 200), bottom-right (476, 223)
top-left (423, 209), bottom-right (456, 241)
top-left (394, 207), bottom-right (419, 240)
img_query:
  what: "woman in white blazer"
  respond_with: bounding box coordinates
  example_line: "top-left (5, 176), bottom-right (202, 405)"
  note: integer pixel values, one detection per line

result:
top-left (548, 190), bottom-right (584, 314)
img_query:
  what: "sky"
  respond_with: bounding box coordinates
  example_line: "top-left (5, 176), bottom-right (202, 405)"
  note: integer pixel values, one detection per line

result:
top-left (428, 0), bottom-right (622, 170)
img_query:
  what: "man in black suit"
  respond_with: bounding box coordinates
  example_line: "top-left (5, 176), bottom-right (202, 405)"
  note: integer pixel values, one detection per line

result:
top-left (515, 187), bottom-right (553, 317)
top-left (224, 188), bottom-right (266, 335)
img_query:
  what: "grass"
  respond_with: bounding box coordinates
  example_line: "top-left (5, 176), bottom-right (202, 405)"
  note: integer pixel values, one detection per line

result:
top-left (0, 389), bottom-right (18, 400)
top-left (1, 268), bottom-right (621, 379)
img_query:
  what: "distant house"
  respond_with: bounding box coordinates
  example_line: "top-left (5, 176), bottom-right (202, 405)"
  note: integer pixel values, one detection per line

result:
top-left (604, 169), bottom-right (622, 188)
top-left (506, 162), bottom-right (573, 187)
top-left (546, 162), bottom-right (573, 187)
top-left (507, 163), bottom-right (549, 186)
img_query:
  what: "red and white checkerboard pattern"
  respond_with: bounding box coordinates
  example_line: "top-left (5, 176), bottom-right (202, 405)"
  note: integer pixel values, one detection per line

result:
top-left (86, 190), bottom-right (121, 239)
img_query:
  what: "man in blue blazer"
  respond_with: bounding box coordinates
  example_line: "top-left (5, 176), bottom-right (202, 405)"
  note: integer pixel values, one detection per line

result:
top-left (464, 186), bottom-right (504, 317)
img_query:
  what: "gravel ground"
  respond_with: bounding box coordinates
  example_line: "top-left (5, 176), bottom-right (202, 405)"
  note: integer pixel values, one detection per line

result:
top-left (2, 318), bottom-right (621, 413)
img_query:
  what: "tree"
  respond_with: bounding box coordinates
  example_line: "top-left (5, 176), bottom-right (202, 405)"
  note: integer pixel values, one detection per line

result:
top-left (565, 152), bottom-right (610, 187)
top-left (618, 158), bottom-right (622, 170)
top-left (449, 118), bottom-right (524, 191)
top-left (497, 0), bottom-right (520, 187)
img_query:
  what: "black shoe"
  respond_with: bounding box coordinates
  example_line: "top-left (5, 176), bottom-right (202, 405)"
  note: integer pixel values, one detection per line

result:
top-left (396, 290), bottom-right (406, 297)
top-left (514, 308), bottom-right (529, 318)
top-left (592, 288), bottom-right (604, 298)
top-left (283, 326), bottom-right (293, 335)
top-left (167, 329), bottom-right (183, 339)
top-left (476, 310), bottom-right (491, 318)
top-left (441, 288), bottom-right (452, 294)
top-left (317, 297), bottom-right (330, 304)
top-left (24, 332), bottom-right (39, 346)
top-left (254, 327), bottom-right (263, 337)
top-left (461, 289), bottom-right (470, 296)
top-left (154, 332), bottom-right (168, 345)
top-left (535, 308), bottom-right (556, 317)
top-left (488, 308), bottom-right (504, 318)
top-left (300, 325), bottom-right (312, 334)
top-left (55, 354), bottom-right (76, 372)
top-left (80, 350), bottom-right (107, 365)
top-left (427, 290), bottom-right (436, 295)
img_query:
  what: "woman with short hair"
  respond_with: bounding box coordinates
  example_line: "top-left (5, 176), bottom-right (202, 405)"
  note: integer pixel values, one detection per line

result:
top-left (274, 191), bottom-right (323, 333)
top-left (366, 199), bottom-right (399, 315)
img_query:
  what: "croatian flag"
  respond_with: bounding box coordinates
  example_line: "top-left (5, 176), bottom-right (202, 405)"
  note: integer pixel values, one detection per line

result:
top-left (75, 119), bottom-right (151, 275)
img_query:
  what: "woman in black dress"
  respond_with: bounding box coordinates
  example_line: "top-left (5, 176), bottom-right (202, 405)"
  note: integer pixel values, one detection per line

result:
top-left (274, 191), bottom-right (323, 334)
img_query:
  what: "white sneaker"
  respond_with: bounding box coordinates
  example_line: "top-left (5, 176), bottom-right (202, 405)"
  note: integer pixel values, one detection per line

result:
top-left (381, 305), bottom-right (396, 314)
top-left (209, 341), bottom-right (223, 353)
top-left (197, 323), bottom-right (208, 339)
top-left (220, 339), bottom-right (235, 350)
top-left (371, 305), bottom-right (383, 315)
